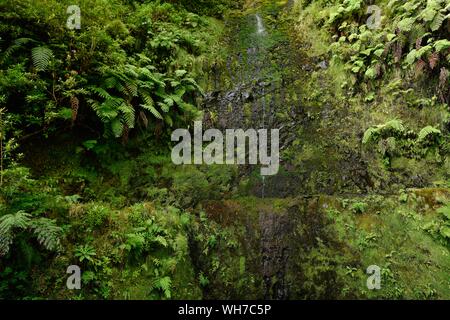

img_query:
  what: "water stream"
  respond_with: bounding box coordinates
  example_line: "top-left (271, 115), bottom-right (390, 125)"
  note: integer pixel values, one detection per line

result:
top-left (255, 13), bottom-right (266, 35)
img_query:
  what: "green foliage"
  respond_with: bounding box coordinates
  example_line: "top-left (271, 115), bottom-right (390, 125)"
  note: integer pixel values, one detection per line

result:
top-left (75, 245), bottom-right (97, 263)
top-left (31, 46), bottom-right (53, 72)
top-left (0, 211), bottom-right (31, 256)
top-left (351, 201), bottom-right (368, 214)
top-left (0, 0), bottom-right (218, 143)
top-left (152, 276), bottom-right (172, 299)
top-left (436, 203), bottom-right (450, 240)
top-left (362, 120), bottom-right (405, 145)
top-left (363, 120), bottom-right (447, 163)
top-left (0, 210), bottom-right (62, 256)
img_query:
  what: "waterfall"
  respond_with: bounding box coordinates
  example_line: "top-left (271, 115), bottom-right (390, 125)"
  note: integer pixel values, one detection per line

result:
top-left (255, 14), bottom-right (266, 35)
top-left (255, 13), bottom-right (267, 198)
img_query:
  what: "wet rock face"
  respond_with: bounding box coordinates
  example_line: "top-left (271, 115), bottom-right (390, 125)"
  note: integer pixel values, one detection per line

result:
top-left (196, 7), bottom-right (374, 299)
top-left (259, 211), bottom-right (292, 299)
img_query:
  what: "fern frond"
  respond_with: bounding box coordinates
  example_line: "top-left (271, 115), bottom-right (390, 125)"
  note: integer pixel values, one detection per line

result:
top-left (1, 38), bottom-right (36, 64)
top-left (29, 218), bottom-right (62, 252)
top-left (430, 12), bottom-right (445, 31)
top-left (89, 86), bottom-right (112, 100)
top-left (0, 210), bottom-right (31, 233)
top-left (0, 211), bottom-right (31, 256)
top-left (152, 276), bottom-right (172, 299)
top-left (119, 103), bottom-right (135, 128)
top-left (362, 127), bottom-right (378, 144)
top-left (141, 104), bottom-right (163, 119)
top-left (139, 91), bottom-right (154, 106)
top-left (417, 125), bottom-right (441, 142)
top-left (434, 39), bottom-right (450, 52)
top-left (31, 46), bottom-right (53, 71)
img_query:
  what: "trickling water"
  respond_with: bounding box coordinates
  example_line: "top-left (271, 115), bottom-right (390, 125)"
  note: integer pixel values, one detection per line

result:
top-left (256, 14), bottom-right (267, 199)
top-left (255, 14), bottom-right (266, 35)
top-left (261, 86), bottom-right (266, 199)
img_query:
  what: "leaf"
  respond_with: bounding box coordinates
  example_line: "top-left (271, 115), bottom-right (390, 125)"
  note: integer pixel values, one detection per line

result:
top-left (374, 49), bottom-right (384, 57)
top-left (153, 276), bottom-right (172, 299)
top-left (397, 18), bottom-right (415, 32)
top-left (417, 125), bottom-right (441, 142)
top-left (29, 218), bottom-right (62, 252)
top-left (434, 40), bottom-right (450, 52)
top-left (175, 69), bottom-right (188, 78)
top-left (437, 205), bottom-right (450, 220)
top-left (420, 7), bottom-right (437, 22)
top-left (141, 104), bottom-right (163, 119)
top-left (387, 33), bottom-right (396, 42)
top-left (154, 235), bottom-right (168, 247)
top-left (439, 226), bottom-right (450, 239)
top-left (405, 49), bottom-right (419, 65)
top-left (430, 12), bottom-right (445, 31)
top-left (362, 127), bottom-right (378, 144)
top-left (164, 115), bottom-right (173, 127)
top-left (365, 67), bottom-right (377, 79)
top-left (1, 37), bottom-right (36, 64)
top-left (119, 103), bottom-right (135, 128)
top-left (82, 140), bottom-right (98, 150)
top-left (31, 46), bottom-right (53, 71)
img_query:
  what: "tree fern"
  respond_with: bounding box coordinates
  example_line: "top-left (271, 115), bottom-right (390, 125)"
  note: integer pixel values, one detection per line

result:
top-left (31, 46), bottom-right (53, 71)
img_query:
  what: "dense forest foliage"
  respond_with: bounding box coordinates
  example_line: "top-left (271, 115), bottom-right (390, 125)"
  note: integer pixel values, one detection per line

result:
top-left (0, 0), bottom-right (449, 300)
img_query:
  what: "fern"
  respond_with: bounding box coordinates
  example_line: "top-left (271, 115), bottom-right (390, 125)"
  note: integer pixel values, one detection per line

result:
top-left (29, 218), bottom-right (63, 252)
top-left (397, 18), bottom-right (416, 32)
top-left (362, 127), bottom-right (378, 144)
top-left (141, 104), bottom-right (163, 119)
top-left (1, 38), bottom-right (36, 64)
top-left (152, 276), bottom-right (172, 299)
top-left (31, 46), bottom-right (53, 71)
top-left (434, 39), bottom-right (450, 52)
top-left (362, 120), bottom-right (405, 145)
top-left (417, 125), bottom-right (441, 142)
top-left (430, 12), bottom-right (445, 31)
top-left (437, 204), bottom-right (450, 220)
top-left (0, 211), bottom-right (31, 256)
top-left (119, 103), bottom-right (136, 128)
top-left (89, 86), bottom-right (112, 100)
top-left (0, 212), bottom-right (63, 256)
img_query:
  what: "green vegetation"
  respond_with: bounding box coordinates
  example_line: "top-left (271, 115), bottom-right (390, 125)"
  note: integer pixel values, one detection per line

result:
top-left (0, 0), bottom-right (449, 300)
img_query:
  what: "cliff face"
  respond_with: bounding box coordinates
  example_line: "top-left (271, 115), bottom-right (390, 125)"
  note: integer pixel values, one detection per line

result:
top-left (195, 0), bottom-right (450, 299)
